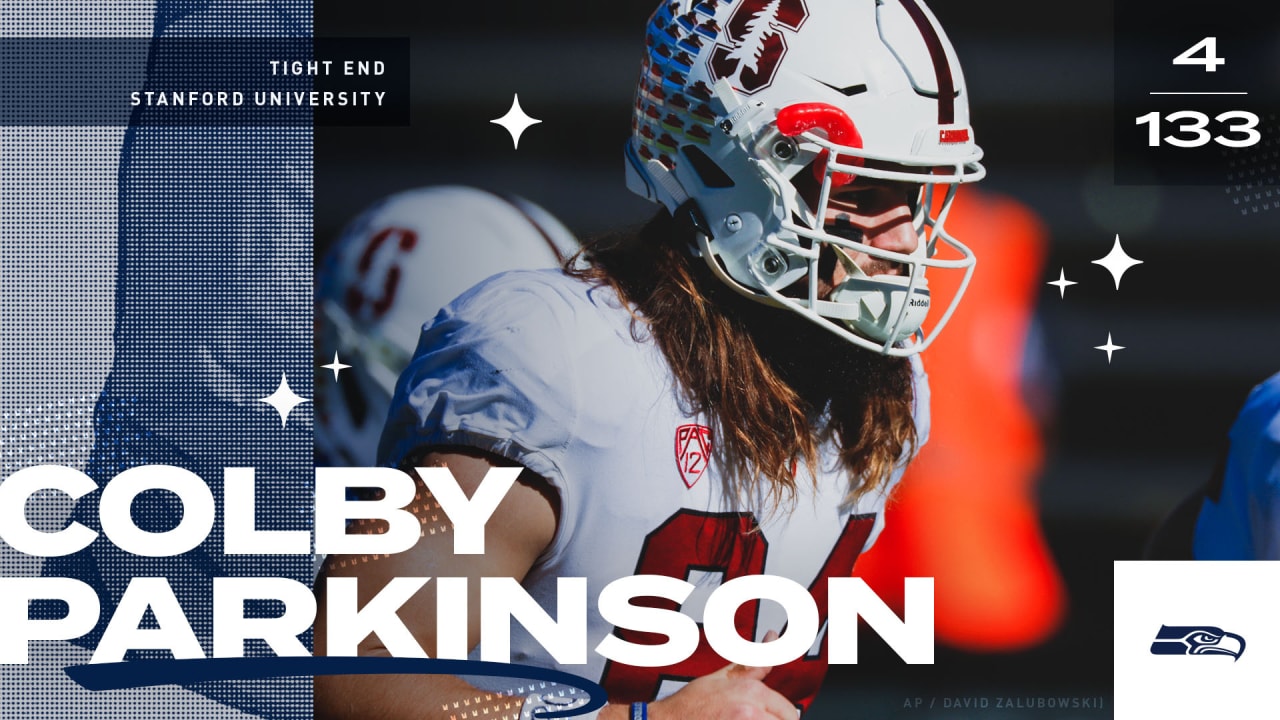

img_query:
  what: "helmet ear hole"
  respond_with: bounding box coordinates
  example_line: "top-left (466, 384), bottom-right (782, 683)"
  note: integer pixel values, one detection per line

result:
top-left (770, 138), bottom-right (798, 161)
top-left (680, 145), bottom-right (735, 189)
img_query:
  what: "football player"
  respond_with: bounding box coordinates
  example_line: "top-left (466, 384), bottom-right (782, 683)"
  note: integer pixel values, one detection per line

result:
top-left (316, 185), bottom-right (577, 468)
top-left (315, 1), bottom-right (984, 718)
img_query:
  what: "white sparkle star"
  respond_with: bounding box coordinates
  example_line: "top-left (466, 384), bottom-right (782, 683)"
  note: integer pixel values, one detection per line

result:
top-left (321, 352), bottom-right (351, 381)
top-left (1091, 235), bottom-right (1143, 290)
top-left (1094, 333), bottom-right (1125, 364)
top-left (258, 373), bottom-right (309, 426)
top-left (491, 94), bottom-right (541, 149)
top-left (1047, 268), bottom-right (1077, 299)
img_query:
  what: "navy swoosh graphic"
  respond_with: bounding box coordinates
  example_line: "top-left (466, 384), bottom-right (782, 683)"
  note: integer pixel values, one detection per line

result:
top-left (65, 657), bottom-right (606, 718)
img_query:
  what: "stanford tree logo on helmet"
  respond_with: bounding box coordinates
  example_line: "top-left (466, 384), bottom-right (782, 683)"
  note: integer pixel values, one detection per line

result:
top-left (708, 0), bottom-right (810, 95)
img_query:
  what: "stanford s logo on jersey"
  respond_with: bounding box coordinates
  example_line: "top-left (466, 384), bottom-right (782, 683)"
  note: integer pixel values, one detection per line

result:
top-left (708, 0), bottom-right (809, 95)
top-left (675, 423), bottom-right (712, 488)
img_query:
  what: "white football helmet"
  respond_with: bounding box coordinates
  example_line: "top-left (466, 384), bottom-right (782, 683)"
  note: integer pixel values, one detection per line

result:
top-left (315, 186), bottom-right (578, 466)
top-left (625, 0), bottom-right (985, 355)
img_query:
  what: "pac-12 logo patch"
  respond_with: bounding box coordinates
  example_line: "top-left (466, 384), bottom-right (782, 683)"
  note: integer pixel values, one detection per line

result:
top-left (708, 0), bottom-right (809, 95)
top-left (675, 423), bottom-right (712, 488)
top-left (1150, 625), bottom-right (1246, 660)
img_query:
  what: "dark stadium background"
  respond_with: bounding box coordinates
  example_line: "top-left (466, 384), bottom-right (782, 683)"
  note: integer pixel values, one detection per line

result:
top-left (314, 1), bottom-right (1280, 716)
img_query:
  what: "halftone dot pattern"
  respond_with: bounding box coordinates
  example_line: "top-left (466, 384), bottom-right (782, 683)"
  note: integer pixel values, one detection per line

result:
top-left (5, 642), bottom-right (259, 720)
top-left (1, 397), bottom-right (98, 546)
top-left (0, 1), bottom-right (152, 38)
top-left (1, 127), bottom-right (120, 467)
top-left (0, 124), bottom-right (129, 720)
top-left (1, 39), bottom-right (150, 126)
top-left (0, 37), bottom-right (322, 127)
top-left (442, 682), bottom-right (586, 720)
top-left (3, 1), bottom-right (315, 719)
top-left (1224, 114), bottom-right (1280, 215)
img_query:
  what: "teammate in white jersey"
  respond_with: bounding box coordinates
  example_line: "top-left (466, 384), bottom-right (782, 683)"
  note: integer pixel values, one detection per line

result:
top-left (316, 185), bottom-right (577, 468)
top-left (316, 0), bottom-right (985, 717)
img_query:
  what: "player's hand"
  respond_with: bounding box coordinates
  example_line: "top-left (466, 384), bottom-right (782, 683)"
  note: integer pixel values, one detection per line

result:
top-left (641, 632), bottom-right (797, 720)
top-left (641, 662), bottom-right (796, 720)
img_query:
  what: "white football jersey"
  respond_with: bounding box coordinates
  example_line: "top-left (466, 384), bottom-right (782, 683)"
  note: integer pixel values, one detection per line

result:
top-left (1194, 372), bottom-right (1280, 560)
top-left (379, 269), bottom-right (930, 712)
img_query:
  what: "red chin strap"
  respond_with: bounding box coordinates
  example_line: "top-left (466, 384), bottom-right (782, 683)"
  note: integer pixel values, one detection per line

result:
top-left (776, 102), bottom-right (863, 187)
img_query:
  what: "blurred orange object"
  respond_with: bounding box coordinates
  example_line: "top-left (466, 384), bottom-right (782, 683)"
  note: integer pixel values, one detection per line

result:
top-left (854, 187), bottom-right (1066, 652)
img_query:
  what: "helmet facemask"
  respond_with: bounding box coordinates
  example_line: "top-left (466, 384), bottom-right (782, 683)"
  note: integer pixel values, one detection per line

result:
top-left (626, 0), bottom-right (985, 356)
top-left (745, 107), bottom-right (980, 356)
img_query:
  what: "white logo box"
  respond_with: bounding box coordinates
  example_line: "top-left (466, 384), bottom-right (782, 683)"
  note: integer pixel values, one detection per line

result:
top-left (1115, 561), bottom-right (1280, 719)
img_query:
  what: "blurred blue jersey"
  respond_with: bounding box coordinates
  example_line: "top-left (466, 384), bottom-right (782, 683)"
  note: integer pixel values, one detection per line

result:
top-left (1194, 372), bottom-right (1280, 559)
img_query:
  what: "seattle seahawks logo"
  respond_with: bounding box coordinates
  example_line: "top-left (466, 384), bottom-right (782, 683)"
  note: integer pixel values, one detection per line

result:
top-left (1150, 625), bottom-right (1245, 660)
top-left (708, 0), bottom-right (809, 95)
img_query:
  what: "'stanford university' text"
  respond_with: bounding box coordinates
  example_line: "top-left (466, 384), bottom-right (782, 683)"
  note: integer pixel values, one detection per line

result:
top-left (129, 90), bottom-right (386, 107)
top-left (1, 465), bottom-right (934, 667)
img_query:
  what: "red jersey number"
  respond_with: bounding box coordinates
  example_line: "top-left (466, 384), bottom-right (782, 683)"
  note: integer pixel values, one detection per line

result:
top-left (600, 510), bottom-right (875, 714)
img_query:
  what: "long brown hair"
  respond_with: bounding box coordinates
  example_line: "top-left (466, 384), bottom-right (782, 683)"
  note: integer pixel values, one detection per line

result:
top-left (568, 211), bottom-right (918, 509)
